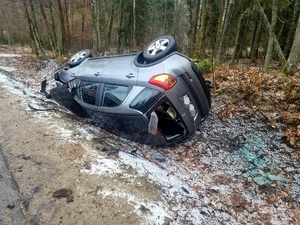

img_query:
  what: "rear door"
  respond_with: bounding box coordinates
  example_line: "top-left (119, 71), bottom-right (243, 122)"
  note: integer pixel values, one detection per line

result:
top-left (101, 55), bottom-right (138, 86)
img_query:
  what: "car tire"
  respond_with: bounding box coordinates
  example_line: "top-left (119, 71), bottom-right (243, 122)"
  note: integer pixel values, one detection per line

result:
top-left (143, 36), bottom-right (178, 63)
top-left (67, 50), bottom-right (93, 68)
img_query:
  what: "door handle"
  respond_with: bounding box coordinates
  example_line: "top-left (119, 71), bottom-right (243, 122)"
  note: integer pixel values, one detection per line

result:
top-left (126, 73), bottom-right (135, 79)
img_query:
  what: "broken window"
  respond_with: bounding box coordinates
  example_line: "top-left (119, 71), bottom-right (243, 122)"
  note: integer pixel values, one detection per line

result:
top-left (130, 88), bottom-right (161, 112)
top-left (78, 81), bottom-right (98, 105)
top-left (151, 102), bottom-right (186, 140)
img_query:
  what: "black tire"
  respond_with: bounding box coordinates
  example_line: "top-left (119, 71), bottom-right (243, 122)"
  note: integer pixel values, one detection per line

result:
top-left (143, 36), bottom-right (178, 63)
top-left (67, 50), bottom-right (93, 68)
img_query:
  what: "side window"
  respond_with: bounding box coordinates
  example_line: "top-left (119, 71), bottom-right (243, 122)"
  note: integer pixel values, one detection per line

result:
top-left (78, 81), bottom-right (98, 105)
top-left (129, 88), bottom-right (161, 113)
top-left (100, 84), bottom-right (128, 107)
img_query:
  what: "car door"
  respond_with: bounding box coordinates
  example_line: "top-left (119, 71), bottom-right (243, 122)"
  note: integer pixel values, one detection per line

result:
top-left (101, 55), bottom-right (138, 86)
top-left (98, 55), bottom-right (138, 114)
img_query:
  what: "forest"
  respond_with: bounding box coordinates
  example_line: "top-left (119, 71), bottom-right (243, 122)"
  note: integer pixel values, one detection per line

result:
top-left (0, 0), bottom-right (300, 73)
top-left (0, 0), bottom-right (299, 145)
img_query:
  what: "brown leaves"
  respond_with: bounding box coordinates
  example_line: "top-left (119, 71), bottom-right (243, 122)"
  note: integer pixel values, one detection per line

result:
top-left (209, 66), bottom-right (300, 145)
top-left (220, 103), bottom-right (236, 119)
top-left (285, 125), bottom-right (300, 146)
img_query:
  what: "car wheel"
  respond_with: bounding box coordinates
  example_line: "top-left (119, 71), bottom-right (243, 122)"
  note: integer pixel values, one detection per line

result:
top-left (143, 36), bottom-right (178, 63)
top-left (67, 50), bottom-right (93, 68)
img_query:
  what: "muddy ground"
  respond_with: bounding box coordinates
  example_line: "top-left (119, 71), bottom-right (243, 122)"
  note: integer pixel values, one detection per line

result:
top-left (0, 45), bottom-right (299, 225)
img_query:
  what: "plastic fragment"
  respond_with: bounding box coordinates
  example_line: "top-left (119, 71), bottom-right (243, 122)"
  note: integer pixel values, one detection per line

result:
top-left (154, 154), bottom-right (166, 163)
top-left (267, 174), bottom-right (289, 182)
top-left (148, 111), bottom-right (158, 135)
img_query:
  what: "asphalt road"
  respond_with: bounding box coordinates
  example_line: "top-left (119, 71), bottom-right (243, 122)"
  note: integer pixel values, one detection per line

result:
top-left (0, 147), bottom-right (28, 225)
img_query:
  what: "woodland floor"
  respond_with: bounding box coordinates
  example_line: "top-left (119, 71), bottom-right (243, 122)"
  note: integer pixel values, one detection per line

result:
top-left (0, 45), bottom-right (299, 225)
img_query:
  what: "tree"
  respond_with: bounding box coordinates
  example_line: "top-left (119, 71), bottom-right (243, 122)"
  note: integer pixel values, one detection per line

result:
top-left (255, 0), bottom-right (286, 67)
top-left (57, 0), bottom-right (68, 55)
top-left (132, 0), bottom-right (136, 48)
top-left (90, 0), bottom-right (101, 51)
top-left (250, 11), bottom-right (263, 62)
top-left (284, 12), bottom-right (300, 74)
top-left (283, 0), bottom-right (300, 57)
top-left (230, 1), bottom-right (252, 64)
top-left (23, 0), bottom-right (44, 55)
top-left (39, 1), bottom-right (56, 53)
top-left (193, 0), bottom-right (205, 58)
top-left (264, 0), bottom-right (278, 70)
top-left (216, 0), bottom-right (235, 64)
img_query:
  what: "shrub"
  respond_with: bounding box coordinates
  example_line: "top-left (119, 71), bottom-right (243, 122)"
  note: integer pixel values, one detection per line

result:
top-left (196, 58), bottom-right (213, 73)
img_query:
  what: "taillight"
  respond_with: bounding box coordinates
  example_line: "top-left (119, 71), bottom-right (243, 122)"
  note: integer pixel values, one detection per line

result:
top-left (148, 74), bottom-right (177, 90)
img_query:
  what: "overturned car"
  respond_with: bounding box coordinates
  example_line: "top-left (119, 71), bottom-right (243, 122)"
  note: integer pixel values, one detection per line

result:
top-left (41, 36), bottom-right (212, 146)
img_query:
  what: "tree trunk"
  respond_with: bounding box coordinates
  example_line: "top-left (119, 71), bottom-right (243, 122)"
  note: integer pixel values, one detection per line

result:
top-left (230, 12), bottom-right (243, 64)
top-left (132, 0), bottom-right (136, 49)
top-left (250, 14), bottom-right (262, 61)
top-left (264, 0), bottom-right (278, 71)
top-left (255, 0), bottom-right (286, 66)
top-left (284, 13), bottom-right (300, 75)
top-left (39, 1), bottom-right (55, 53)
top-left (48, 0), bottom-right (60, 56)
top-left (216, 0), bottom-right (234, 64)
top-left (81, 0), bottom-right (86, 48)
top-left (57, 0), bottom-right (67, 54)
top-left (284, 0), bottom-right (299, 57)
top-left (117, 0), bottom-right (125, 53)
top-left (63, 0), bottom-right (71, 51)
top-left (194, 0), bottom-right (207, 58)
top-left (216, 0), bottom-right (228, 49)
top-left (23, 0), bottom-right (44, 55)
top-left (108, 3), bottom-right (115, 46)
top-left (193, 0), bottom-right (201, 48)
top-left (90, 0), bottom-right (101, 51)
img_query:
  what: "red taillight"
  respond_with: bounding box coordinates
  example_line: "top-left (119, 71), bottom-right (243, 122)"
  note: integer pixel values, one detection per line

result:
top-left (148, 74), bottom-right (177, 90)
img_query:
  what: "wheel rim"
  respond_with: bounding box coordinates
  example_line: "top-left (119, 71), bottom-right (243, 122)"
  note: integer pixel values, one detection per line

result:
top-left (70, 51), bottom-right (87, 63)
top-left (147, 38), bottom-right (169, 55)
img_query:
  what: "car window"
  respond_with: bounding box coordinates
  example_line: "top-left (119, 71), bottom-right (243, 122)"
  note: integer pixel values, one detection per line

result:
top-left (100, 84), bottom-right (128, 107)
top-left (129, 88), bottom-right (161, 113)
top-left (78, 81), bottom-right (98, 105)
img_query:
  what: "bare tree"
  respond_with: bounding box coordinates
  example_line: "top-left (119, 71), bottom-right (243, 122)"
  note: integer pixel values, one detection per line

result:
top-left (255, 0), bottom-right (286, 67)
top-left (264, 0), bottom-right (278, 70)
top-left (132, 0), bottom-right (136, 48)
top-left (39, 1), bottom-right (56, 53)
top-left (285, 13), bottom-right (300, 74)
top-left (56, 0), bottom-right (68, 54)
top-left (90, 0), bottom-right (101, 51)
top-left (216, 0), bottom-right (235, 64)
top-left (284, 0), bottom-right (300, 57)
top-left (22, 0), bottom-right (44, 55)
top-left (250, 12), bottom-right (263, 62)
top-left (192, 0), bottom-right (203, 57)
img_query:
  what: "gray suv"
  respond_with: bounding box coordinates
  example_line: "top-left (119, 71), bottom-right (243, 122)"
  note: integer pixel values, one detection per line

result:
top-left (42, 36), bottom-right (212, 146)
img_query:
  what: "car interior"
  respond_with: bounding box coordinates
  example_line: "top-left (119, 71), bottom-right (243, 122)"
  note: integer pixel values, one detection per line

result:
top-left (154, 102), bottom-right (186, 140)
